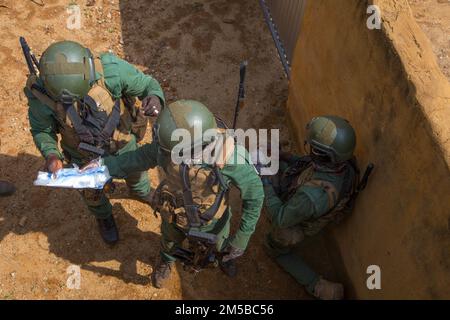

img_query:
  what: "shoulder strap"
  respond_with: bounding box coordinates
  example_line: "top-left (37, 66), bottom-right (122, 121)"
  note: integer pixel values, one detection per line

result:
top-left (99, 99), bottom-right (121, 144)
top-left (179, 163), bottom-right (202, 228)
top-left (61, 99), bottom-right (95, 145)
top-left (199, 166), bottom-right (229, 223)
top-left (26, 75), bottom-right (58, 112)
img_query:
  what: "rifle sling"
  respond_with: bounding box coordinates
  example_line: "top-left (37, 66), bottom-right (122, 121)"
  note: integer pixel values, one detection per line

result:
top-left (99, 99), bottom-right (121, 143)
top-left (62, 100), bottom-right (95, 145)
top-left (179, 163), bottom-right (202, 228)
top-left (200, 166), bottom-right (229, 223)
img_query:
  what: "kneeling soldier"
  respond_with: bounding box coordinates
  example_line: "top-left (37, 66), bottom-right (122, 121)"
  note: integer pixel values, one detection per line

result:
top-left (262, 116), bottom-right (364, 300)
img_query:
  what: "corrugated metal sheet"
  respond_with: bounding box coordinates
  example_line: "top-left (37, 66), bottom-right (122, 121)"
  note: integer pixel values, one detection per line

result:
top-left (260, 0), bottom-right (306, 77)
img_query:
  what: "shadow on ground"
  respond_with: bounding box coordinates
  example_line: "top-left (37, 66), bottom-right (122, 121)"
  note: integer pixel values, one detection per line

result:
top-left (113, 0), bottom-right (335, 299)
top-left (0, 0), bottom-right (339, 300)
top-left (0, 152), bottom-right (160, 286)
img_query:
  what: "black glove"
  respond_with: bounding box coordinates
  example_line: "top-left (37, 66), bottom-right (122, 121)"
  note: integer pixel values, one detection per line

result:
top-left (142, 95), bottom-right (162, 117)
top-left (222, 245), bottom-right (245, 262)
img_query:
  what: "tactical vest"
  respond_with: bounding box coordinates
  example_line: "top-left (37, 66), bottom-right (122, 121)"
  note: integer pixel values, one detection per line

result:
top-left (153, 133), bottom-right (236, 230)
top-left (154, 163), bottom-right (229, 229)
top-left (284, 157), bottom-right (359, 236)
top-left (26, 57), bottom-right (145, 159)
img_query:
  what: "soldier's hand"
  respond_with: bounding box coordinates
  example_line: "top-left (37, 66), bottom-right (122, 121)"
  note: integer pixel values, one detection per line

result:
top-left (80, 158), bottom-right (102, 172)
top-left (45, 154), bottom-right (63, 177)
top-left (222, 245), bottom-right (245, 263)
top-left (142, 95), bottom-right (162, 117)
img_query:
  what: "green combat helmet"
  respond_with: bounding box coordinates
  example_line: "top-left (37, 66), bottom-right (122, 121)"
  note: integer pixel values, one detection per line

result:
top-left (154, 100), bottom-right (218, 152)
top-left (306, 116), bottom-right (356, 163)
top-left (39, 40), bottom-right (95, 99)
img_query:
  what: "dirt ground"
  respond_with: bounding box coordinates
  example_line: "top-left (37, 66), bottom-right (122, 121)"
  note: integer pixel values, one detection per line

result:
top-left (0, 0), bottom-right (318, 300)
top-left (408, 0), bottom-right (450, 80)
top-left (1, 0), bottom-right (446, 301)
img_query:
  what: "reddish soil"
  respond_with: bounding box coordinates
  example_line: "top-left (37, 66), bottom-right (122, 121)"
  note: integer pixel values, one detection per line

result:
top-left (0, 0), bottom-right (311, 300)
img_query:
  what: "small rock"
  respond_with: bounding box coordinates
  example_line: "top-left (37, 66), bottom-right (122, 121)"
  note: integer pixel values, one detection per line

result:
top-left (193, 2), bottom-right (203, 9)
top-left (223, 18), bottom-right (235, 24)
top-left (19, 216), bottom-right (27, 227)
top-left (86, 0), bottom-right (96, 6)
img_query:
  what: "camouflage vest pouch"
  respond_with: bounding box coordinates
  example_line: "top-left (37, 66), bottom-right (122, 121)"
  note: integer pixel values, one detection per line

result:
top-left (154, 163), bottom-right (229, 230)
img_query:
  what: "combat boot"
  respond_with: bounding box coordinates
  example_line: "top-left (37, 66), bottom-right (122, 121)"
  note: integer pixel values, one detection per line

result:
top-left (219, 259), bottom-right (238, 278)
top-left (0, 180), bottom-right (15, 197)
top-left (312, 278), bottom-right (344, 300)
top-left (96, 215), bottom-right (119, 245)
top-left (152, 260), bottom-right (174, 289)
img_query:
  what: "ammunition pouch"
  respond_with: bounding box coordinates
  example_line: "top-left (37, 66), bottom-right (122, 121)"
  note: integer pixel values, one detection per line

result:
top-left (152, 164), bottom-right (229, 230)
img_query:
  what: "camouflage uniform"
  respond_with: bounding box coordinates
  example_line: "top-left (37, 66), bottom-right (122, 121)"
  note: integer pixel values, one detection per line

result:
top-left (264, 155), bottom-right (350, 294)
top-left (262, 115), bottom-right (359, 299)
top-left (103, 136), bottom-right (264, 262)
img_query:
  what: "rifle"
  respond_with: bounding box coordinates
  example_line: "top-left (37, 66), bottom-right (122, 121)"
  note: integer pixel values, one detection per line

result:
top-left (356, 163), bottom-right (374, 194)
top-left (179, 163), bottom-right (202, 228)
top-left (346, 163), bottom-right (374, 209)
top-left (173, 230), bottom-right (220, 273)
top-left (19, 37), bottom-right (40, 75)
top-left (232, 61), bottom-right (248, 129)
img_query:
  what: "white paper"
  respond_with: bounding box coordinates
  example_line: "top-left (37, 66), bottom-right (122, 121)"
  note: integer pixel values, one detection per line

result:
top-left (33, 165), bottom-right (111, 190)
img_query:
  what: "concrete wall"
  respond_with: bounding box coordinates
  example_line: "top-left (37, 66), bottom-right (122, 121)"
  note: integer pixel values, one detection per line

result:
top-left (287, 0), bottom-right (450, 299)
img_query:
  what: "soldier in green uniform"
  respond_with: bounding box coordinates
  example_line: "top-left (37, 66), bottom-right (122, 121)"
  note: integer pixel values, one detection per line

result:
top-left (24, 40), bottom-right (165, 244)
top-left (261, 116), bottom-right (360, 300)
top-left (96, 100), bottom-right (264, 288)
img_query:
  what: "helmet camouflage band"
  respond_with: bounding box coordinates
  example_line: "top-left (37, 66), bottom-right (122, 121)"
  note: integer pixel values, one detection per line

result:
top-left (39, 40), bottom-right (95, 99)
top-left (154, 100), bottom-right (218, 152)
top-left (306, 115), bottom-right (356, 163)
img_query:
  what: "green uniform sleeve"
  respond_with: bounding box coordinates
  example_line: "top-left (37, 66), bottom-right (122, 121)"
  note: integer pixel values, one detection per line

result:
top-left (263, 183), bottom-right (330, 229)
top-left (25, 88), bottom-right (63, 160)
top-left (100, 53), bottom-right (165, 105)
top-left (221, 146), bottom-right (264, 250)
top-left (103, 141), bottom-right (159, 178)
